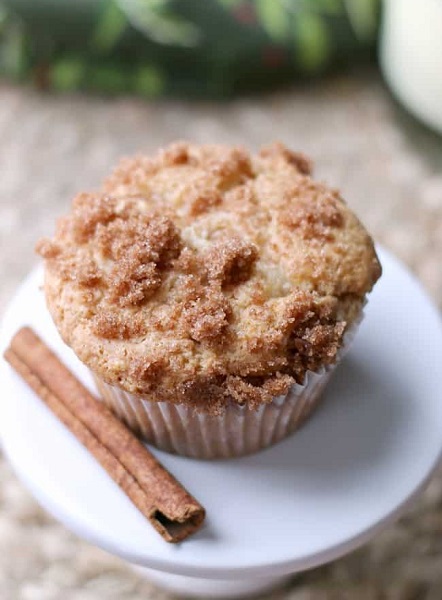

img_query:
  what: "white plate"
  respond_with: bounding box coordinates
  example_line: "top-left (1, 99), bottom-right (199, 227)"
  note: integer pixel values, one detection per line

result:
top-left (0, 247), bottom-right (441, 580)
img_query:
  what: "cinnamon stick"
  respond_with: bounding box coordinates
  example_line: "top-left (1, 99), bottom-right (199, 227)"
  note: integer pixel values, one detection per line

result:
top-left (4, 327), bottom-right (205, 542)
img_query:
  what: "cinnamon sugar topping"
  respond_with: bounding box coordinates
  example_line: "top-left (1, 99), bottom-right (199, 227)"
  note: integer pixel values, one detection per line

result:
top-left (280, 191), bottom-right (344, 241)
top-left (182, 290), bottom-right (231, 343)
top-left (205, 237), bottom-right (258, 286)
top-left (38, 141), bottom-right (381, 412)
top-left (91, 312), bottom-right (147, 340)
top-left (259, 142), bottom-right (312, 175)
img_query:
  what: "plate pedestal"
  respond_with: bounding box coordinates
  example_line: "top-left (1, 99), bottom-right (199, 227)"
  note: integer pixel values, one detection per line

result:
top-left (1, 248), bottom-right (442, 598)
top-left (133, 567), bottom-right (290, 598)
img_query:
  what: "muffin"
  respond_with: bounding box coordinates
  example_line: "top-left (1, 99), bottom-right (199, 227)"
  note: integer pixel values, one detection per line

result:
top-left (36, 142), bottom-right (381, 459)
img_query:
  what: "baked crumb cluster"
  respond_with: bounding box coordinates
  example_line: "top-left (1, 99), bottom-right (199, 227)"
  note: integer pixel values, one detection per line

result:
top-left (37, 142), bottom-right (381, 413)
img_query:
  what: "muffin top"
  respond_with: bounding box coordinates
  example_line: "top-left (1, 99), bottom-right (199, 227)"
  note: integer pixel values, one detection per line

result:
top-left (37, 142), bottom-right (381, 413)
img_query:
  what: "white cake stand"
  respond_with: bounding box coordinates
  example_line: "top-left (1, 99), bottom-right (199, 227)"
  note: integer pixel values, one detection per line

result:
top-left (1, 247), bottom-right (442, 599)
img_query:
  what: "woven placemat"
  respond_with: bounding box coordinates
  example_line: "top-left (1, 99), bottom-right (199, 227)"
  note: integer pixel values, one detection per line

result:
top-left (0, 72), bottom-right (441, 599)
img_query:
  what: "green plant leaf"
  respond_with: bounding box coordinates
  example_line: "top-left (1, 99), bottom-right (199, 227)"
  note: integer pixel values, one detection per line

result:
top-left (92, 1), bottom-right (127, 53)
top-left (0, 6), bottom-right (28, 78)
top-left (118, 0), bottom-right (201, 47)
top-left (343, 0), bottom-right (378, 42)
top-left (283, 0), bottom-right (342, 15)
top-left (313, 0), bottom-right (342, 14)
top-left (295, 12), bottom-right (330, 72)
top-left (88, 64), bottom-right (127, 92)
top-left (217, 0), bottom-right (244, 8)
top-left (132, 65), bottom-right (164, 97)
top-left (50, 57), bottom-right (85, 91)
top-left (0, 6), bottom-right (8, 29)
top-left (256, 0), bottom-right (289, 42)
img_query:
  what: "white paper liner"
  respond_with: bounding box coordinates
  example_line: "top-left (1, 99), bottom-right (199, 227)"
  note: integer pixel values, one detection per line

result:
top-left (92, 313), bottom-right (363, 460)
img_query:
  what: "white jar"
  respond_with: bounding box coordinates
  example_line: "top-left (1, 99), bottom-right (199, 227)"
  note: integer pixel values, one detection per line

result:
top-left (380, 0), bottom-right (442, 134)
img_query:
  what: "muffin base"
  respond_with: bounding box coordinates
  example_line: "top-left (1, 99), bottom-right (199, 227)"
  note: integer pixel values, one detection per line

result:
top-left (93, 368), bottom-right (330, 460)
top-left (93, 314), bottom-right (362, 460)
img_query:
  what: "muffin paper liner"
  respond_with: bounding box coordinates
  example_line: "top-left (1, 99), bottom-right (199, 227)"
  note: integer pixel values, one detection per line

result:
top-left (92, 314), bottom-right (362, 460)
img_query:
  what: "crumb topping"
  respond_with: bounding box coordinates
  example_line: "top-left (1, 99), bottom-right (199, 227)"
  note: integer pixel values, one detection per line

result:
top-left (259, 141), bottom-right (312, 175)
top-left (182, 290), bottom-right (230, 343)
top-left (38, 141), bottom-right (381, 413)
top-left (279, 188), bottom-right (344, 241)
top-left (91, 312), bottom-right (147, 340)
top-left (205, 237), bottom-right (258, 286)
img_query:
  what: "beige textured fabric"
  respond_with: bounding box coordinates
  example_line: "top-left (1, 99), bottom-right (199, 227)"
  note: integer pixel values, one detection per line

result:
top-left (1, 72), bottom-right (442, 598)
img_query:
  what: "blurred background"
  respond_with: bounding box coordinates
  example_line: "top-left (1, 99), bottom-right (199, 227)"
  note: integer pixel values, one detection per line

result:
top-left (0, 1), bottom-right (441, 598)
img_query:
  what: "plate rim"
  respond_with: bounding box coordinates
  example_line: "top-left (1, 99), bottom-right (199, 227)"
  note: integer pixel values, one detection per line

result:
top-left (1, 246), bottom-right (442, 578)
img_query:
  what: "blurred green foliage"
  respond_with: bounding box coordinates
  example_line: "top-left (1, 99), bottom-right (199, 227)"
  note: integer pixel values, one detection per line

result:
top-left (0, 0), bottom-right (380, 98)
